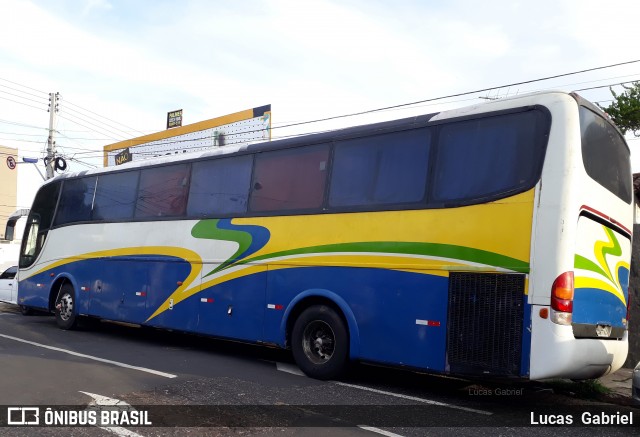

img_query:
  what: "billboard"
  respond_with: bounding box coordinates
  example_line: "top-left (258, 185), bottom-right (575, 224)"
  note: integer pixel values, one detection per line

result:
top-left (104, 105), bottom-right (271, 167)
top-left (166, 109), bottom-right (183, 129)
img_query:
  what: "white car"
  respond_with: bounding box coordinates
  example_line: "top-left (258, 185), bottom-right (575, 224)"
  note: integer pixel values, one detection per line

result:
top-left (0, 265), bottom-right (17, 304)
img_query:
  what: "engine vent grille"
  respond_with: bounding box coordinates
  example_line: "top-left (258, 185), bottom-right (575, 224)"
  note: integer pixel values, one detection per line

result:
top-left (447, 272), bottom-right (525, 376)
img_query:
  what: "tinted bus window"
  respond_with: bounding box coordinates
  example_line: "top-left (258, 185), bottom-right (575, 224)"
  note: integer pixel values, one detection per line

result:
top-left (31, 182), bottom-right (60, 231)
top-left (329, 129), bottom-right (431, 208)
top-left (580, 106), bottom-right (632, 203)
top-left (19, 181), bottom-right (60, 268)
top-left (54, 177), bottom-right (96, 226)
top-left (188, 155), bottom-right (252, 217)
top-left (433, 110), bottom-right (546, 203)
top-left (249, 145), bottom-right (330, 212)
top-left (93, 171), bottom-right (139, 221)
top-left (136, 164), bottom-right (190, 218)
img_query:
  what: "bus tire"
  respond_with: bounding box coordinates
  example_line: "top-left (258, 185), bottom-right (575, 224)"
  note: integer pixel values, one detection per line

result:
top-left (291, 305), bottom-right (349, 380)
top-left (55, 284), bottom-right (78, 330)
top-left (19, 305), bottom-right (33, 316)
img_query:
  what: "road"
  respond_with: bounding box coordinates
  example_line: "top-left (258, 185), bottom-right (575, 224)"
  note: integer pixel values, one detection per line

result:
top-left (0, 302), bottom-right (637, 436)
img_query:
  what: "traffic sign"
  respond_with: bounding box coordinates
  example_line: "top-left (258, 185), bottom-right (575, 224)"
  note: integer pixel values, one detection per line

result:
top-left (6, 156), bottom-right (16, 170)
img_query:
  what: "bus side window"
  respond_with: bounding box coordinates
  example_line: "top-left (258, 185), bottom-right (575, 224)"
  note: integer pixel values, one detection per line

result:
top-left (93, 171), bottom-right (139, 221)
top-left (187, 155), bottom-right (253, 217)
top-left (249, 144), bottom-right (330, 213)
top-left (136, 164), bottom-right (190, 218)
top-left (329, 129), bottom-right (430, 208)
top-left (54, 177), bottom-right (97, 226)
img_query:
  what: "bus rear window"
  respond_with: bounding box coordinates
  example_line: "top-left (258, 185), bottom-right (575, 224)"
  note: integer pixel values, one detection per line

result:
top-left (580, 106), bottom-right (632, 203)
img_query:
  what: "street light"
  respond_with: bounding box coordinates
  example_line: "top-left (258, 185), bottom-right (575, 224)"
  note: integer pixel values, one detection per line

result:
top-left (19, 157), bottom-right (45, 181)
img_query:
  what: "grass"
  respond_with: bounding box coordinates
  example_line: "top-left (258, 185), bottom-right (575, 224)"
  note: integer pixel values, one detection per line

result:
top-left (546, 379), bottom-right (612, 399)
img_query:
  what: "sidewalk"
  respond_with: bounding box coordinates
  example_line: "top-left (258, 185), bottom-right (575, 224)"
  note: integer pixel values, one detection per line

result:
top-left (598, 367), bottom-right (635, 405)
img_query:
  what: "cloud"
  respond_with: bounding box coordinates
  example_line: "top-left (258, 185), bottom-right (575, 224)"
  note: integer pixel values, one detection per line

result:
top-left (3, 0), bottom-right (640, 181)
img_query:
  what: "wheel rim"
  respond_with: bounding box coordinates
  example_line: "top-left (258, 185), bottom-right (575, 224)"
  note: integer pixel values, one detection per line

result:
top-left (58, 293), bottom-right (73, 321)
top-left (302, 320), bottom-right (335, 364)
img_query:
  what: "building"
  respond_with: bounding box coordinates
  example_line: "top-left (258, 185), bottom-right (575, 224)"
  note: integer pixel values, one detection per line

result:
top-left (0, 145), bottom-right (18, 240)
top-left (103, 105), bottom-right (271, 167)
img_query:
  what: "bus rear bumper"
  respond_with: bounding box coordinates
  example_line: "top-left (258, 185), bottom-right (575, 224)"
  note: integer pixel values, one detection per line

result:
top-left (529, 305), bottom-right (628, 380)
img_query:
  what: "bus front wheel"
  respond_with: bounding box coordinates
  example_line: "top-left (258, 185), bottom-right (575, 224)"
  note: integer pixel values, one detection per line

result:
top-left (291, 305), bottom-right (349, 380)
top-left (55, 284), bottom-right (78, 330)
top-left (19, 305), bottom-right (33, 316)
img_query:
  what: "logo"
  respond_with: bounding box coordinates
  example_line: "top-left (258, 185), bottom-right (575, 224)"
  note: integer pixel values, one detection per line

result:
top-left (7, 407), bottom-right (40, 425)
top-left (6, 405), bottom-right (152, 427)
top-left (115, 148), bottom-right (132, 166)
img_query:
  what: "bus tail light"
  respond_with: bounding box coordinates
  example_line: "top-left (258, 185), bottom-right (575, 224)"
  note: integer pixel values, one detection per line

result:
top-left (551, 271), bottom-right (574, 325)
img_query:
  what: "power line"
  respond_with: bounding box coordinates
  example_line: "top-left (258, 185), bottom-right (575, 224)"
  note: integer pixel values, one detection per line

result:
top-left (94, 59), bottom-right (640, 158)
top-left (0, 89), bottom-right (48, 105)
top-left (0, 76), bottom-right (48, 96)
top-left (0, 83), bottom-right (49, 101)
top-left (62, 155), bottom-right (98, 169)
top-left (0, 119), bottom-right (47, 130)
top-left (0, 131), bottom-right (48, 137)
top-left (62, 105), bottom-right (138, 139)
top-left (6, 58), bottom-right (640, 166)
top-left (269, 59), bottom-right (640, 131)
top-left (0, 95), bottom-right (46, 112)
top-left (574, 80), bottom-right (640, 92)
top-left (0, 137), bottom-right (46, 144)
top-left (57, 113), bottom-right (123, 142)
top-left (64, 99), bottom-right (146, 136)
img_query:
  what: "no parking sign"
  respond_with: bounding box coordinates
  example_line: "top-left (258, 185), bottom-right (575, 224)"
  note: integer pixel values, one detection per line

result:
top-left (6, 156), bottom-right (16, 170)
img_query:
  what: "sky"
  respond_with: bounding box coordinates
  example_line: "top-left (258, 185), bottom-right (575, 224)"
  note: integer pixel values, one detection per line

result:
top-left (2, 0), bottom-right (640, 212)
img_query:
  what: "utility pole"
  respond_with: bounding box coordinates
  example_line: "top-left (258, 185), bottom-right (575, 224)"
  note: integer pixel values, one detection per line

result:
top-left (46, 92), bottom-right (59, 179)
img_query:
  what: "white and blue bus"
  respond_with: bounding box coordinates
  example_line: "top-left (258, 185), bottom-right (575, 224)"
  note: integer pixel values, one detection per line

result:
top-left (18, 91), bottom-right (633, 380)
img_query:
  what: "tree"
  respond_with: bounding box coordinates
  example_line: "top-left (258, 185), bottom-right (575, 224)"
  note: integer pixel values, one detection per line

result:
top-left (598, 82), bottom-right (640, 136)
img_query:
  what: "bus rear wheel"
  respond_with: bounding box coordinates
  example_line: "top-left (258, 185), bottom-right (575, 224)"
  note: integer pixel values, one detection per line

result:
top-left (291, 305), bottom-right (349, 380)
top-left (55, 284), bottom-right (78, 330)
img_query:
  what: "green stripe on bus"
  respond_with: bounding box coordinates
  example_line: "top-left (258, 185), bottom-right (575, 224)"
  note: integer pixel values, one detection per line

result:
top-left (236, 241), bottom-right (529, 273)
top-left (574, 254), bottom-right (608, 279)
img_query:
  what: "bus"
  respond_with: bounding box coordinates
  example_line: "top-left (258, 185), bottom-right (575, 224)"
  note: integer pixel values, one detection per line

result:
top-left (17, 91), bottom-right (633, 381)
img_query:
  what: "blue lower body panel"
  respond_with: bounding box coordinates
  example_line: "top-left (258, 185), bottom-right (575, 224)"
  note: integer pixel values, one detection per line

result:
top-left (21, 260), bottom-right (533, 375)
top-left (263, 266), bottom-right (449, 371)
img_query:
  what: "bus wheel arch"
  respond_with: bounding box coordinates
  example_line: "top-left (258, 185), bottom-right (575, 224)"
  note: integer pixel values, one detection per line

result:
top-left (49, 278), bottom-right (79, 330)
top-left (19, 305), bottom-right (33, 316)
top-left (285, 292), bottom-right (359, 380)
